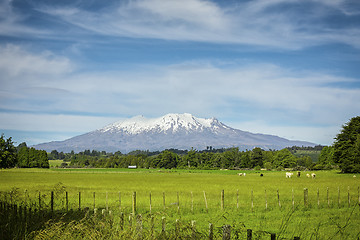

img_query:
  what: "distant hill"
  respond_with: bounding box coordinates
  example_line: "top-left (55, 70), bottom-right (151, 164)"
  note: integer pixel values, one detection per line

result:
top-left (34, 113), bottom-right (317, 153)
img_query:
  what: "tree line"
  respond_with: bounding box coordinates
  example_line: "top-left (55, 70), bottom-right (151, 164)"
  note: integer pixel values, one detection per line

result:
top-left (54, 146), bottom-right (324, 170)
top-left (0, 135), bottom-right (49, 169)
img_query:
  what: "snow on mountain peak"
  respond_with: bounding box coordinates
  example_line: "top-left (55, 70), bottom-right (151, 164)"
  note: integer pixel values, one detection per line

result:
top-left (100, 113), bottom-right (222, 134)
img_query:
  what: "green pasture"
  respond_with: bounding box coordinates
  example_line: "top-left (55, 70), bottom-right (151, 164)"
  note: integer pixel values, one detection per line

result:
top-left (1, 168), bottom-right (359, 239)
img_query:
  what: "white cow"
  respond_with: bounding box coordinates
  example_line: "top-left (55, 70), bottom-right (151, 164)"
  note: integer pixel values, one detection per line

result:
top-left (311, 173), bottom-right (316, 179)
top-left (238, 173), bottom-right (246, 176)
top-left (286, 172), bottom-right (294, 178)
top-left (306, 173), bottom-right (310, 178)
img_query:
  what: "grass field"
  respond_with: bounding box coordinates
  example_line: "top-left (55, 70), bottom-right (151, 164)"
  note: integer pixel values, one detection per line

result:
top-left (1, 168), bottom-right (359, 239)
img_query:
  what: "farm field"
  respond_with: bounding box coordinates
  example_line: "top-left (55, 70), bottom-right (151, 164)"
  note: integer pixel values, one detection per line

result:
top-left (1, 168), bottom-right (359, 239)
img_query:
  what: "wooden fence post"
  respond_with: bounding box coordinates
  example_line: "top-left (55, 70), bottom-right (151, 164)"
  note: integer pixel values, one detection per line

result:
top-left (251, 189), bottom-right (254, 211)
top-left (177, 192), bottom-right (180, 213)
top-left (66, 191), bottom-right (68, 211)
top-left (106, 191), bottom-right (108, 211)
top-left (38, 191), bottom-right (41, 210)
top-left (247, 229), bottom-right (252, 240)
top-left (191, 220), bottom-right (196, 239)
top-left (265, 189), bottom-right (268, 210)
top-left (119, 212), bottom-right (124, 230)
top-left (304, 188), bottom-right (308, 207)
top-left (347, 186), bottom-right (350, 207)
top-left (119, 192), bottom-right (121, 211)
top-left (78, 192), bottom-right (81, 210)
top-left (203, 191), bottom-right (208, 213)
top-left (294, 237), bottom-right (300, 240)
top-left (327, 187), bottom-right (330, 208)
top-left (221, 190), bottom-right (224, 210)
top-left (277, 189), bottom-right (281, 209)
top-left (51, 191), bottom-right (54, 212)
top-left (209, 223), bottom-right (214, 240)
top-left (163, 192), bottom-right (166, 210)
top-left (149, 192), bottom-right (152, 214)
top-left (223, 225), bottom-right (231, 240)
top-left (317, 188), bottom-right (320, 208)
top-left (132, 192), bottom-right (136, 215)
top-left (191, 191), bottom-right (194, 213)
top-left (161, 217), bottom-right (166, 238)
top-left (271, 233), bottom-right (276, 240)
top-left (237, 189), bottom-right (239, 209)
top-left (93, 192), bottom-right (96, 210)
top-left (338, 187), bottom-right (341, 208)
top-left (292, 189), bottom-right (294, 210)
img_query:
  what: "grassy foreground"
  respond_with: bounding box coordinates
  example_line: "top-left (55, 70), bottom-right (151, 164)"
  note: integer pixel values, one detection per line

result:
top-left (0, 168), bottom-right (359, 239)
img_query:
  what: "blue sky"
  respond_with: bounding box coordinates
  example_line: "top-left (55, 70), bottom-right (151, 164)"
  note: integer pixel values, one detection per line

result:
top-left (1, 0), bottom-right (360, 147)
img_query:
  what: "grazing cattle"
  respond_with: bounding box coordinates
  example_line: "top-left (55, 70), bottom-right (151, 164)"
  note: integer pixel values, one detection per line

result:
top-left (297, 171), bottom-right (301, 177)
top-left (311, 173), bottom-right (316, 179)
top-left (238, 173), bottom-right (246, 176)
top-left (353, 175), bottom-right (357, 178)
top-left (286, 172), bottom-right (293, 178)
top-left (260, 173), bottom-right (264, 177)
top-left (306, 173), bottom-right (310, 178)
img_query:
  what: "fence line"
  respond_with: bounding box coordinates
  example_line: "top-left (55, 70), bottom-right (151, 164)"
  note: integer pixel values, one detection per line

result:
top-left (1, 186), bottom-right (360, 214)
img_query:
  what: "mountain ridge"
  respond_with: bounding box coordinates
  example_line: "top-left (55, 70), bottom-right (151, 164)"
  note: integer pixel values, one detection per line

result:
top-left (34, 113), bottom-right (317, 153)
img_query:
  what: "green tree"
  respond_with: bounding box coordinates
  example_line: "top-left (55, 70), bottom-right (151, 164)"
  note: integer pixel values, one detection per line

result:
top-left (0, 134), bottom-right (17, 168)
top-left (333, 116), bottom-right (360, 173)
top-left (273, 149), bottom-right (297, 168)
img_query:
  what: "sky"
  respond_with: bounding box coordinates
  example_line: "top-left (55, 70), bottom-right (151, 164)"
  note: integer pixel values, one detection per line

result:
top-left (1, 0), bottom-right (360, 147)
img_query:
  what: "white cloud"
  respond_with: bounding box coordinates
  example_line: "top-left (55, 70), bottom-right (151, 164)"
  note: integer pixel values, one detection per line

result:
top-left (35, 0), bottom-right (360, 49)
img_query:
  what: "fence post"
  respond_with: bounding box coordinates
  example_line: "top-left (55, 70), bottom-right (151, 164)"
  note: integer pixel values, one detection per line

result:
top-left (93, 192), bottom-right (96, 210)
top-left (132, 192), bottom-right (136, 215)
top-left (338, 187), bottom-right (341, 208)
top-left (209, 223), bottom-right (214, 240)
top-left (38, 191), bottom-right (41, 210)
top-left (78, 192), bottom-right (81, 210)
top-left (203, 191), bottom-right (208, 213)
top-left (271, 233), bottom-right (276, 240)
top-left (149, 192), bottom-right (152, 214)
top-left (177, 192), bottom-right (180, 213)
top-left (106, 191), bottom-right (108, 211)
top-left (265, 189), bottom-right (268, 210)
top-left (119, 192), bottom-right (121, 211)
top-left (223, 225), bottom-right (231, 240)
top-left (51, 191), bottom-right (54, 212)
top-left (221, 190), bottom-right (224, 210)
top-left (66, 191), bottom-right (68, 211)
top-left (251, 189), bottom-right (254, 211)
top-left (237, 189), bottom-right (239, 209)
top-left (294, 237), bottom-right (300, 240)
top-left (191, 220), bottom-right (196, 239)
top-left (358, 186), bottom-right (360, 204)
top-left (161, 217), bottom-right (166, 239)
top-left (277, 189), bottom-right (281, 209)
top-left (292, 189), bottom-right (294, 210)
top-left (304, 188), bottom-right (308, 207)
top-left (191, 191), bottom-right (194, 213)
top-left (247, 229), bottom-right (252, 240)
top-left (347, 186), bottom-right (350, 207)
top-left (317, 188), bottom-right (320, 208)
top-left (327, 187), bottom-right (330, 208)
top-left (119, 212), bottom-right (124, 230)
top-left (163, 192), bottom-right (166, 210)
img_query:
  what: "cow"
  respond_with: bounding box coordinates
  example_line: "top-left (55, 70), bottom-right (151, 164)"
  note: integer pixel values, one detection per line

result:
top-left (306, 173), bottom-right (310, 178)
top-left (260, 173), bottom-right (264, 177)
top-left (238, 173), bottom-right (246, 176)
top-left (286, 172), bottom-right (293, 178)
top-left (297, 171), bottom-right (301, 177)
top-left (311, 173), bottom-right (316, 179)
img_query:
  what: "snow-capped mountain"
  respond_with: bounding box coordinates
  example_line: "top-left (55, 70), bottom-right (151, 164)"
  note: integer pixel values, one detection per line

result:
top-left (34, 113), bottom-right (316, 153)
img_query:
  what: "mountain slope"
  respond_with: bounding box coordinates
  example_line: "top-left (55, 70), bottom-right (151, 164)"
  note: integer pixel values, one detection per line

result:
top-left (34, 113), bottom-right (316, 153)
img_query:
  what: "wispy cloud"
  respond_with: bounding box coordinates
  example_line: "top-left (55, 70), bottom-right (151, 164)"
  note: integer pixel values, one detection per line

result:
top-left (34, 0), bottom-right (360, 49)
